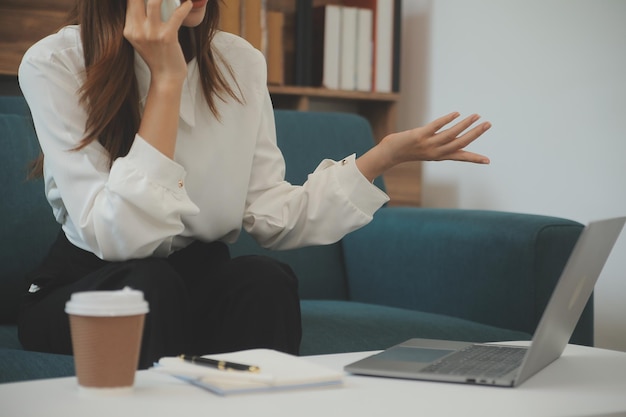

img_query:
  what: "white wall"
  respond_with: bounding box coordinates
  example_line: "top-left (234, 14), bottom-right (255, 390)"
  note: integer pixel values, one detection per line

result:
top-left (399, 0), bottom-right (626, 351)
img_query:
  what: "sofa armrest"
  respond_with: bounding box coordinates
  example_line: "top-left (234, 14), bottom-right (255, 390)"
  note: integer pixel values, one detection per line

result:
top-left (341, 208), bottom-right (591, 345)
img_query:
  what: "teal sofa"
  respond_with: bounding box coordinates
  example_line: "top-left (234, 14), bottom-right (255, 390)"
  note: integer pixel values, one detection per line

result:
top-left (0, 95), bottom-right (589, 384)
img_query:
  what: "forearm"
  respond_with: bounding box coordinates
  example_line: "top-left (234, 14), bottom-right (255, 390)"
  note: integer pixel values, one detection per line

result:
top-left (244, 155), bottom-right (388, 250)
top-left (138, 79), bottom-right (184, 159)
top-left (125, 0), bottom-right (192, 159)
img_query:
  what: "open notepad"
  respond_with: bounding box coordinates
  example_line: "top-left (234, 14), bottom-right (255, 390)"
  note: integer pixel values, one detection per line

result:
top-left (152, 349), bottom-right (343, 395)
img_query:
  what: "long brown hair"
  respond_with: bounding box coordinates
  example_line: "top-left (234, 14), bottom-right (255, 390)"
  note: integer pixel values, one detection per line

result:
top-left (30, 0), bottom-right (241, 178)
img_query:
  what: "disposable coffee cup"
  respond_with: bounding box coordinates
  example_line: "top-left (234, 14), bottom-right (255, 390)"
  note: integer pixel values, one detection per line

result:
top-left (65, 287), bottom-right (149, 395)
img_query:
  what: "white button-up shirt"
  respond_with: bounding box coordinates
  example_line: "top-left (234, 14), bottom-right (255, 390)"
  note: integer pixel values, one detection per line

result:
top-left (19, 26), bottom-right (389, 261)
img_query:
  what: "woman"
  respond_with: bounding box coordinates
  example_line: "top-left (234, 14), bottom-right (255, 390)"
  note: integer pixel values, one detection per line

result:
top-left (18, 0), bottom-right (491, 368)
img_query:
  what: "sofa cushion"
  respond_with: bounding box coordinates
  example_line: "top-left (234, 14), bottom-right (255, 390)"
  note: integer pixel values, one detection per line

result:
top-left (0, 114), bottom-right (61, 324)
top-left (299, 300), bottom-right (531, 356)
top-left (0, 325), bottom-right (21, 350)
top-left (341, 207), bottom-right (590, 344)
top-left (0, 95), bottom-right (30, 116)
top-left (0, 348), bottom-right (74, 384)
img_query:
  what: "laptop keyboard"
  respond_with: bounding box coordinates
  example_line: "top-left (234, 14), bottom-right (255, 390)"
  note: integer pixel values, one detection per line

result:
top-left (421, 345), bottom-right (527, 378)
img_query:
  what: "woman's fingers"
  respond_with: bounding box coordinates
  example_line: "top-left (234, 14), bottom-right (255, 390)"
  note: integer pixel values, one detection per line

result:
top-left (126, 0), bottom-right (145, 19)
top-left (144, 0), bottom-right (162, 22)
top-left (391, 112), bottom-right (492, 164)
top-left (436, 119), bottom-right (492, 163)
top-left (444, 149), bottom-right (491, 164)
top-left (457, 120), bottom-right (492, 147)
top-left (167, 0), bottom-right (193, 27)
top-left (432, 113), bottom-right (481, 144)
top-left (424, 111), bottom-right (461, 135)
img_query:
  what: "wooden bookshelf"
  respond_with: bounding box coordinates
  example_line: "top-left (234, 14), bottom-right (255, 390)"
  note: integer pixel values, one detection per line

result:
top-left (0, 0), bottom-right (73, 76)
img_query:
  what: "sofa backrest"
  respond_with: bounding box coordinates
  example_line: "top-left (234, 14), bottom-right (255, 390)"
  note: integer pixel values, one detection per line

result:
top-left (1, 96), bottom-right (382, 323)
top-left (0, 97), bottom-right (60, 324)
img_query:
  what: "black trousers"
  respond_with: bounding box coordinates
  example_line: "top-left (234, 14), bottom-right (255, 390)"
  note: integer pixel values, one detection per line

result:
top-left (18, 232), bottom-right (302, 368)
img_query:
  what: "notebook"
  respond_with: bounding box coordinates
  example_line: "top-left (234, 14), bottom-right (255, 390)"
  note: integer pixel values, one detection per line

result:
top-left (345, 216), bottom-right (625, 387)
top-left (153, 348), bottom-right (343, 395)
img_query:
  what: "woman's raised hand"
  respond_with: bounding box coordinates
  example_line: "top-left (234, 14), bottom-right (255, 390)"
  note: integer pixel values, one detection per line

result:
top-left (357, 112), bottom-right (492, 183)
top-left (383, 112), bottom-right (491, 165)
top-left (125, 0), bottom-right (194, 159)
top-left (124, 0), bottom-right (193, 85)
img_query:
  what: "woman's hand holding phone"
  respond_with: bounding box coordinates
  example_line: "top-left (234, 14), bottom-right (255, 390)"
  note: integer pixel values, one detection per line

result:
top-left (124, 0), bottom-right (193, 159)
top-left (124, 0), bottom-right (192, 85)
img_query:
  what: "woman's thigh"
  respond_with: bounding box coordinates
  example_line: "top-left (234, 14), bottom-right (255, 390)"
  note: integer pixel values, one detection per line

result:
top-left (18, 258), bottom-right (192, 367)
top-left (192, 255), bottom-right (302, 355)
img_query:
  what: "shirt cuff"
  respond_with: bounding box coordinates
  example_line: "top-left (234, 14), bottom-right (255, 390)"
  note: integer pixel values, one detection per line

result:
top-left (333, 154), bottom-right (390, 215)
top-left (118, 134), bottom-right (188, 192)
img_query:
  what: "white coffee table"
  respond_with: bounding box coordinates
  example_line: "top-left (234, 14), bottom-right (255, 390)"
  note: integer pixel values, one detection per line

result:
top-left (2, 343), bottom-right (626, 417)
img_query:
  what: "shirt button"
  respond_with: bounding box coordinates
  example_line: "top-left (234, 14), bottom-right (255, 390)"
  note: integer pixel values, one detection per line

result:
top-left (178, 180), bottom-right (184, 188)
top-left (341, 159), bottom-right (347, 166)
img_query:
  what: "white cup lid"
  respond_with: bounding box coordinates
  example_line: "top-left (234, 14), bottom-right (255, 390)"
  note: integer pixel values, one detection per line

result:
top-left (65, 287), bottom-right (149, 317)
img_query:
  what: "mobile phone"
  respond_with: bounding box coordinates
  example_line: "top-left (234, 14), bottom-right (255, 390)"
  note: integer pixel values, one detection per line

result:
top-left (145, 0), bottom-right (181, 22)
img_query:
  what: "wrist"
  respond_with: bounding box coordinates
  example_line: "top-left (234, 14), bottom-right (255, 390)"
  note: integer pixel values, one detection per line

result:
top-left (356, 141), bottom-right (395, 183)
top-left (148, 76), bottom-right (185, 95)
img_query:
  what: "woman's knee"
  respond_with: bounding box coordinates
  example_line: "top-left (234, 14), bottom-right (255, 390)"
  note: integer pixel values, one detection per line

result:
top-left (212, 256), bottom-right (302, 354)
top-left (110, 258), bottom-right (191, 321)
top-left (103, 258), bottom-right (181, 290)
top-left (225, 255), bottom-right (299, 293)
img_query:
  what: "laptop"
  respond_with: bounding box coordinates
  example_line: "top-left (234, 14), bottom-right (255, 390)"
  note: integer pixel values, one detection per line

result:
top-left (345, 217), bottom-right (625, 387)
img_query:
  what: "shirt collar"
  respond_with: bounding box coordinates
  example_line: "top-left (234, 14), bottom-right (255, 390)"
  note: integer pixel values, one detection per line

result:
top-left (134, 51), bottom-right (198, 127)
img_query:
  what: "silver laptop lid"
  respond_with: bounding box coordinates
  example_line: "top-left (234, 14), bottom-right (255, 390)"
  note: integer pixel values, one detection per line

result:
top-left (516, 217), bottom-right (625, 385)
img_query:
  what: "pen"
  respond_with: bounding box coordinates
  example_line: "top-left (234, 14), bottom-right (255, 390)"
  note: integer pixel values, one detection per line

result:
top-left (179, 354), bottom-right (261, 373)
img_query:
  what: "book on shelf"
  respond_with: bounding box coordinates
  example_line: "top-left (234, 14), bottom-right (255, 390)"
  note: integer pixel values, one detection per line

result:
top-left (375, 0), bottom-right (395, 92)
top-left (266, 11), bottom-right (285, 85)
top-left (343, 0), bottom-right (397, 93)
top-left (241, 0), bottom-right (266, 53)
top-left (339, 6), bottom-right (358, 91)
top-left (311, 4), bottom-right (342, 90)
top-left (356, 7), bottom-right (374, 92)
top-left (312, 4), bottom-right (375, 93)
top-left (153, 349), bottom-right (343, 396)
top-left (294, 0), bottom-right (313, 86)
top-left (219, 0), bottom-right (241, 36)
top-left (219, 0), bottom-right (285, 85)
top-left (392, 0), bottom-right (402, 92)
top-left (217, 0), bottom-right (401, 94)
